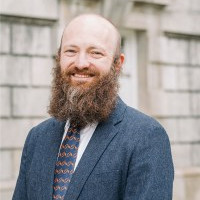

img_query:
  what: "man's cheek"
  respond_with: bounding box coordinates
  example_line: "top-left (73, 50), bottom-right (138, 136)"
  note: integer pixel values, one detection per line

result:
top-left (60, 58), bottom-right (72, 71)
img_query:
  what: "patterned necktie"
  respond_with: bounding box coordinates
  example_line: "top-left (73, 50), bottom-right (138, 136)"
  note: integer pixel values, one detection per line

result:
top-left (52, 124), bottom-right (80, 200)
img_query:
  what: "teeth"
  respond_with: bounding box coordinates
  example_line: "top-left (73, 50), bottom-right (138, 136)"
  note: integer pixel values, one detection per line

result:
top-left (73, 74), bottom-right (90, 78)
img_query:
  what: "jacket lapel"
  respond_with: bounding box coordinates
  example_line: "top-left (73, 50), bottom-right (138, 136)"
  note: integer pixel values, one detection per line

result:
top-left (64, 98), bottom-right (127, 200)
top-left (37, 119), bottom-right (66, 199)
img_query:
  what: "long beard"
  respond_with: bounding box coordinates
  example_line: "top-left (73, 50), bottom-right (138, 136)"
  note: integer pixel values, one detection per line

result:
top-left (48, 55), bottom-right (120, 129)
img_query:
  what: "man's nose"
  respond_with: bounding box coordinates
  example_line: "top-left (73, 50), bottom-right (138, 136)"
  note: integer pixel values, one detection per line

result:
top-left (75, 53), bottom-right (90, 69)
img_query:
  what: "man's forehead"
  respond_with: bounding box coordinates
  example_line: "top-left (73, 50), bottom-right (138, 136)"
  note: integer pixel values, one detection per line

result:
top-left (64, 14), bottom-right (117, 35)
top-left (61, 14), bottom-right (119, 50)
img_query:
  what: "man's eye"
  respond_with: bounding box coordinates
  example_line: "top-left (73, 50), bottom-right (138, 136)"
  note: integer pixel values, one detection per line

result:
top-left (64, 50), bottom-right (76, 56)
top-left (90, 51), bottom-right (103, 58)
top-left (92, 51), bottom-right (102, 55)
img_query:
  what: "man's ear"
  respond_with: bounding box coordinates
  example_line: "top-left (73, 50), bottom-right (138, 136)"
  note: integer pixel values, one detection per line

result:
top-left (115, 53), bottom-right (125, 72)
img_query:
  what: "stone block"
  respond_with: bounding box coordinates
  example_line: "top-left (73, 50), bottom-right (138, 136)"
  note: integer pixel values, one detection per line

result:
top-left (190, 68), bottom-right (200, 90)
top-left (32, 57), bottom-right (53, 86)
top-left (191, 93), bottom-right (200, 116)
top-left (149, 91), bottom-right (190, 116)
top-left (191, 0), bottom-right (200, 11)
top-left (157, 118), bottom-right (179, 142)
top-left (0, 0), bottom-right (58, 19)
top-left (59, 0), bottom-right (101, 30)
top-left (161, 65), bottom-right (200, 90)
top-left (123, 11), bottom-right (148, 30)
top-left (191, 144), bottom-right (200, 166)
top-left (0, 188), bottom-right (13, 200)
top-left (159, 118), bottom-right (200, 143)
top-left (0, 119), bottom-right (32, 148)
top-left (174, 66), bottom-right (190, 90)
top-left (161, 66), bottom-right (177, 90)
top-left (160, 36), bottom-right (189, 64)
top-left (165, 0), bottom-right (190, 12)
top-left (0, 87), bottom-right (10, 117)
top-left (0, 150), bottom-right (12, 180)
top-left (173, 173), bottom-right (185, 200)
top-left (0, 179), bottom-right (16, 191)
top-left (0, 55), bottom-right (31, 86)
top-left (190, 40), bottom-right (200, 65)
top-left (73, 0), bottom-right (102, 14)
top-left (166, 0), bottom-right (200, 12)
top-left (161, 12), bottom-right (200, 36)
top-left (177, 67), bottom-right (192, 90)
top-left (12, 88), bottom-right (50, 117)
top-left (178, 118), bottom-right (200, 142)
top-left (173, 167), bottom-right (200, 200)
top-left (13, 150), bottom-right (22, 179)
top-left (119, 76), bottom-right (138, 108)
top-left (147, 65), bottom-right (162, 89)
top-left (12, 24), bottom-right (52, 56)
top-left (171, 144), bottom-right (192, 168)
top-left (0, 22), bottom-right (10, 53)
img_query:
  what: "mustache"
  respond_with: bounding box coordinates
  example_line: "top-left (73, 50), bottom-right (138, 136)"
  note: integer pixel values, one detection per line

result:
top-left (62, 66), bottom-right (100, 77)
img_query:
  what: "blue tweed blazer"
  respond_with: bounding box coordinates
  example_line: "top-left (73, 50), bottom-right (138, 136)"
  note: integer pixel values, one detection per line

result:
top-left (13, 98), bottom-right (174, 200)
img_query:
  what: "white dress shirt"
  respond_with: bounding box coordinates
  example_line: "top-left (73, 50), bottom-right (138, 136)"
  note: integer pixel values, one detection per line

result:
top-left (60, 120), bottom-right (98, 170)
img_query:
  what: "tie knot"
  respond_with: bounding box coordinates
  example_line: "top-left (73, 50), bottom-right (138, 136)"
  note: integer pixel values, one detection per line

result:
top-left (70, 122), bottom-right (78, 129)
top-left (68, 124), bottom-right (80, 136)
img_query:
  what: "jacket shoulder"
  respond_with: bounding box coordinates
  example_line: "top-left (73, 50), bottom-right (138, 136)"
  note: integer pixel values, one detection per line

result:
top-left (33, 117), bottom-right (57, 130)
top-left (126, 106), bottom-right (162, 126)
top-left (30, 117), bottom-right (64, 135)
top-left (123, 106), bottom-right (168, 141)
top-left (24, 118), bottom-right (63, 150)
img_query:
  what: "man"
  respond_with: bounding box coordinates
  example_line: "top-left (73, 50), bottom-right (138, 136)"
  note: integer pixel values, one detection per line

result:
top-left (13, 14), bottom-right (174, 200)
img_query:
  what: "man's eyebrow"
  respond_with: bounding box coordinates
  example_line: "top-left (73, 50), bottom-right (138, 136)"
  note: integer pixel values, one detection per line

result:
top-left (62, 44), bottom-right (78, 49)
top-left (88, 46), bottom-right (106, 51)
top-left (62, 44), bottom-right (106, 52)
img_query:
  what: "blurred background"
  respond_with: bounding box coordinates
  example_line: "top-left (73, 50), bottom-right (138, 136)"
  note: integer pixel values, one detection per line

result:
top-left (0, 0), bottom-right (200, 199)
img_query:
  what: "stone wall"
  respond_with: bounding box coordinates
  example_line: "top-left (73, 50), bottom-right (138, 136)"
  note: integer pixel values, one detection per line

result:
top-left (0, 0), bottom-right (58, 198)
top-left (0, 0), bottom-right (200, 199)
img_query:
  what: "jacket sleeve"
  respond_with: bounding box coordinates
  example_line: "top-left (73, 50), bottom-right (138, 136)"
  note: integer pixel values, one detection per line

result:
top-left (12, 128), bottom-right (35, 200)
top-left (123, 126), bottom-right (174, 200)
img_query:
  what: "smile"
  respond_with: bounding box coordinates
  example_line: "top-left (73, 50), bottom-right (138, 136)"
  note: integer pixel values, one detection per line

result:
top-left (73, 74), bottom-right (92, 78)
top-left (70, 73), bottom-right (95, 82)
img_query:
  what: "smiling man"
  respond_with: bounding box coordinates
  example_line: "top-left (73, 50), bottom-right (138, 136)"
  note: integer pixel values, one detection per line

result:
top-left (13, 14), bottom-right (174, 200)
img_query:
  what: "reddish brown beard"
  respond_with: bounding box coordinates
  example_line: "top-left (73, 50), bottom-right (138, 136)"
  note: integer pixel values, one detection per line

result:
top-left (48, 55), bottom-right (120, 129)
